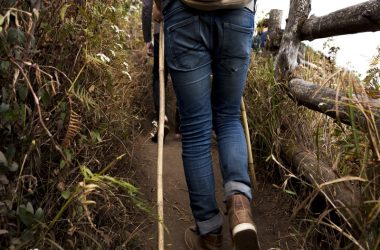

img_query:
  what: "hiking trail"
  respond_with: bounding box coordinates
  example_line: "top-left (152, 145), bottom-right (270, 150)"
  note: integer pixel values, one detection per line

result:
top-left (131, 130), bottom-right (300, 250)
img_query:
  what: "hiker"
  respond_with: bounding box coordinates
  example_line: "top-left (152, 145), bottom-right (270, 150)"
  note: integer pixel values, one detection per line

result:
top-left (141, 0), bottom-right (181, 141)
top-left (252, 18), bottom-right (269, 52)
top-left (156, 0), bottom-right (261, 249)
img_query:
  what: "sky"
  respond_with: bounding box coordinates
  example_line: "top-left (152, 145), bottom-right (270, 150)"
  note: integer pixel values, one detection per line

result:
top-left (255, 0), bottom-right (380, 78)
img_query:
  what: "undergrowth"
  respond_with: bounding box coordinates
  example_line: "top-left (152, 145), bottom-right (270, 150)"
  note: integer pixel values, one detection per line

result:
top-left (1, 0), bottom-right (379, 249)
top-left (246, 47), bottom-right (379, 249)
top-left (1, 0), bottom-right (153, 249)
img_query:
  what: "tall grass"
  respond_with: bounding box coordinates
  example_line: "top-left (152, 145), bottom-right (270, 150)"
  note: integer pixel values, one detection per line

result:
top-left (245, 48), bottom-right (379, 249)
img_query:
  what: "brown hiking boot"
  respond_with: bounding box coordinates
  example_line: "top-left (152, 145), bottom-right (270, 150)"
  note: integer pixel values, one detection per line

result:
top-left (227, 194), bottom-right (260, 250)
top-left (184, 226), bottom-right (223, 250)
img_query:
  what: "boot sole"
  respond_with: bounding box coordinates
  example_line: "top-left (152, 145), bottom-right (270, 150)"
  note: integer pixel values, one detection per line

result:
top-left (233, 223), bottom-right (260, 250)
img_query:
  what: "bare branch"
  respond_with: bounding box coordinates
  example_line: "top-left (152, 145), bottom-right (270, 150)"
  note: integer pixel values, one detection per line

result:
top-left (301, 0), bottom-right (380, 41)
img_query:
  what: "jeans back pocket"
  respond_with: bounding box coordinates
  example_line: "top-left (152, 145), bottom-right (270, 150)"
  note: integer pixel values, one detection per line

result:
top-left (166, 15), bottom-right (211, 71)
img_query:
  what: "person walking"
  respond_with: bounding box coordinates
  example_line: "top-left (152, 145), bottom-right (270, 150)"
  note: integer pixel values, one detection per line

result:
top-left (141, 0), bottom-right (181, 141)
top-left (156, 0), bottom-right (261, 249)
top-left (252, 18), bottom-right (269, 52)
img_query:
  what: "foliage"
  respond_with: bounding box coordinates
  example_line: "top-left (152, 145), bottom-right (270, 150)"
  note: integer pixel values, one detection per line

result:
top-left (1, 0), bottom-right (378, 249)
top-left (246, 47), bottom-right (379, 249)
top-left (0, 0), bottom-right (153, 249)
top-left (322, 38), bottom-right (340, 64)
top-left (364, 46), bottom-right (380, 91)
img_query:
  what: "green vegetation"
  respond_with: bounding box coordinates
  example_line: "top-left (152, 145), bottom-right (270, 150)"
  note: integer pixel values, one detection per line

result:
top-left (246, 46), bottom-right (379, 249)
top-left (364, 47), bottom-right (380, 91)
top-left (0, 0), bottom-right (153, 248)
top-left (1, 1), bottom-right (379, 249)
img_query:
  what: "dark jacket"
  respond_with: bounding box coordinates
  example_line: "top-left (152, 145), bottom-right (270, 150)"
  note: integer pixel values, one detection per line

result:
top-left (142, 0), bottom-right (159, 43)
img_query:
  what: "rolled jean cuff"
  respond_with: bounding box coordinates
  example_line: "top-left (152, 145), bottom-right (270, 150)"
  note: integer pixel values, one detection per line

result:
top-left (225, 181), bottom-right (252, 201)
top-left (197, 212), bottom-right (223, 235)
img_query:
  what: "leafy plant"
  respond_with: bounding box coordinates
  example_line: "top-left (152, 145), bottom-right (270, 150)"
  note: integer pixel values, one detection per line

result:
top-left (1, 0), bottom-right (150, 248)
top-left (364, 46), bottom-right (380, 91)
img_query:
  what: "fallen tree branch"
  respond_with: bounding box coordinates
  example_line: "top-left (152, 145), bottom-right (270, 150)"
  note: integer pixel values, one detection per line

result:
top-left (301, 0), bottom-right (380, 41)
top-left (281, 142), bottom-right (362, 225)
top-left (287, 78), bottom-right (380, 134)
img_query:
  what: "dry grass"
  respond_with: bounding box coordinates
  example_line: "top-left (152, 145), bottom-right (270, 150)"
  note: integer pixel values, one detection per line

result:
top-left (246, 47), bottom-right (379, 249)
top-left (0, 0), bottom-right (155, 249)
top-left (1, 1), bottom-right (378, 248)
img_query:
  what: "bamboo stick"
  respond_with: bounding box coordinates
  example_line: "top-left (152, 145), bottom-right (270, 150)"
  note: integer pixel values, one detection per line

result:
top-left (241, 97), bottom-right (258, 189)
top-left (157, 22), bottom-right (165, 250)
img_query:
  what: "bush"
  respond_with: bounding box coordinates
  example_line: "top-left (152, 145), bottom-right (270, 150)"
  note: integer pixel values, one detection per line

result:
top-left (0, 0), bottom-right (153, 248)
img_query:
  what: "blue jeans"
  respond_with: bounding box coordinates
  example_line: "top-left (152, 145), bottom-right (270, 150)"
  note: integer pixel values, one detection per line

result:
top-left (164, 0), bottom-right (254, 235)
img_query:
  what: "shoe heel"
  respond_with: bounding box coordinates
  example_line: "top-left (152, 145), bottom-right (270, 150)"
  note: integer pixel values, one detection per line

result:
top-left (233, 224), bottom-right (260, 250)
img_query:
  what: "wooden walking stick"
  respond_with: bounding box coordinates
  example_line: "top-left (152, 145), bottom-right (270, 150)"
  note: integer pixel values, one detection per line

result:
top-left (157, 22), bottom-right (165, 250)
top-left (241, 97), bottom-right (258, 189)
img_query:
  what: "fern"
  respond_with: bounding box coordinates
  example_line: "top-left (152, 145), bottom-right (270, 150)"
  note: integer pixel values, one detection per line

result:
top-left (73, 86), bottom-right (97, 110)
top-left (62, 98), bottom-right (81, 147)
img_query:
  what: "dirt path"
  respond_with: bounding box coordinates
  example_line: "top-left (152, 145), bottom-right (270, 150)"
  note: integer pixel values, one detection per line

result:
top-left (133, 132), bottom-right (298, 249)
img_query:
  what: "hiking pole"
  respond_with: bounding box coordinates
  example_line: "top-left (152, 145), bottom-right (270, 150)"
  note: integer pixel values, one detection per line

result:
top-left (157, 22), bottom-right (165, 250)
top-left (241, 97), bottom-right (258, 189)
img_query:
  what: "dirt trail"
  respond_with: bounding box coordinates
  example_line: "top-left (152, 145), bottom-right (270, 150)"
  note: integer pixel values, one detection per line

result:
top-left (133, 132), bottom-right (298, 250)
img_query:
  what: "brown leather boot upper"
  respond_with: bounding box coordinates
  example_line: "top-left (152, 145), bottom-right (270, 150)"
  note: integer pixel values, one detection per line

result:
top-left (226, 194), bottom-right (260, 250)
top-left (227, 194), bottom-right (254, 230)
top-left (185, 226), bottom-right (223, 250)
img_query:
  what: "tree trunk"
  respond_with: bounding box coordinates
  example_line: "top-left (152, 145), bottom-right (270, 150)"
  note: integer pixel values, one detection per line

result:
top-left (275, 0), bottom-right (311, 81)
top-left (288, 78), bottom-right (380, 134)
top-left (267, 9), bottom-right (283, 51)
top-left (281, 142), bottom-right (361, 224)
top-left (301, 0), bottom-right (380, 41)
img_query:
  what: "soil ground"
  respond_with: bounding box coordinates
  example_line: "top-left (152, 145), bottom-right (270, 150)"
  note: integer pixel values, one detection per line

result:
top-left (132, 130), bottom-right (301, 250)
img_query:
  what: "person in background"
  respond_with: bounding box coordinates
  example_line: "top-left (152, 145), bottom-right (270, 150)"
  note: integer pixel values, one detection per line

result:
top-left (260, 22), bottom-right (269, 49)
top-left (156, 0), bottom-right (261, 249)
top-left (252, 18), bottom-right (269, 52)
top-left (141, 0), bottom-right (181, 141)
